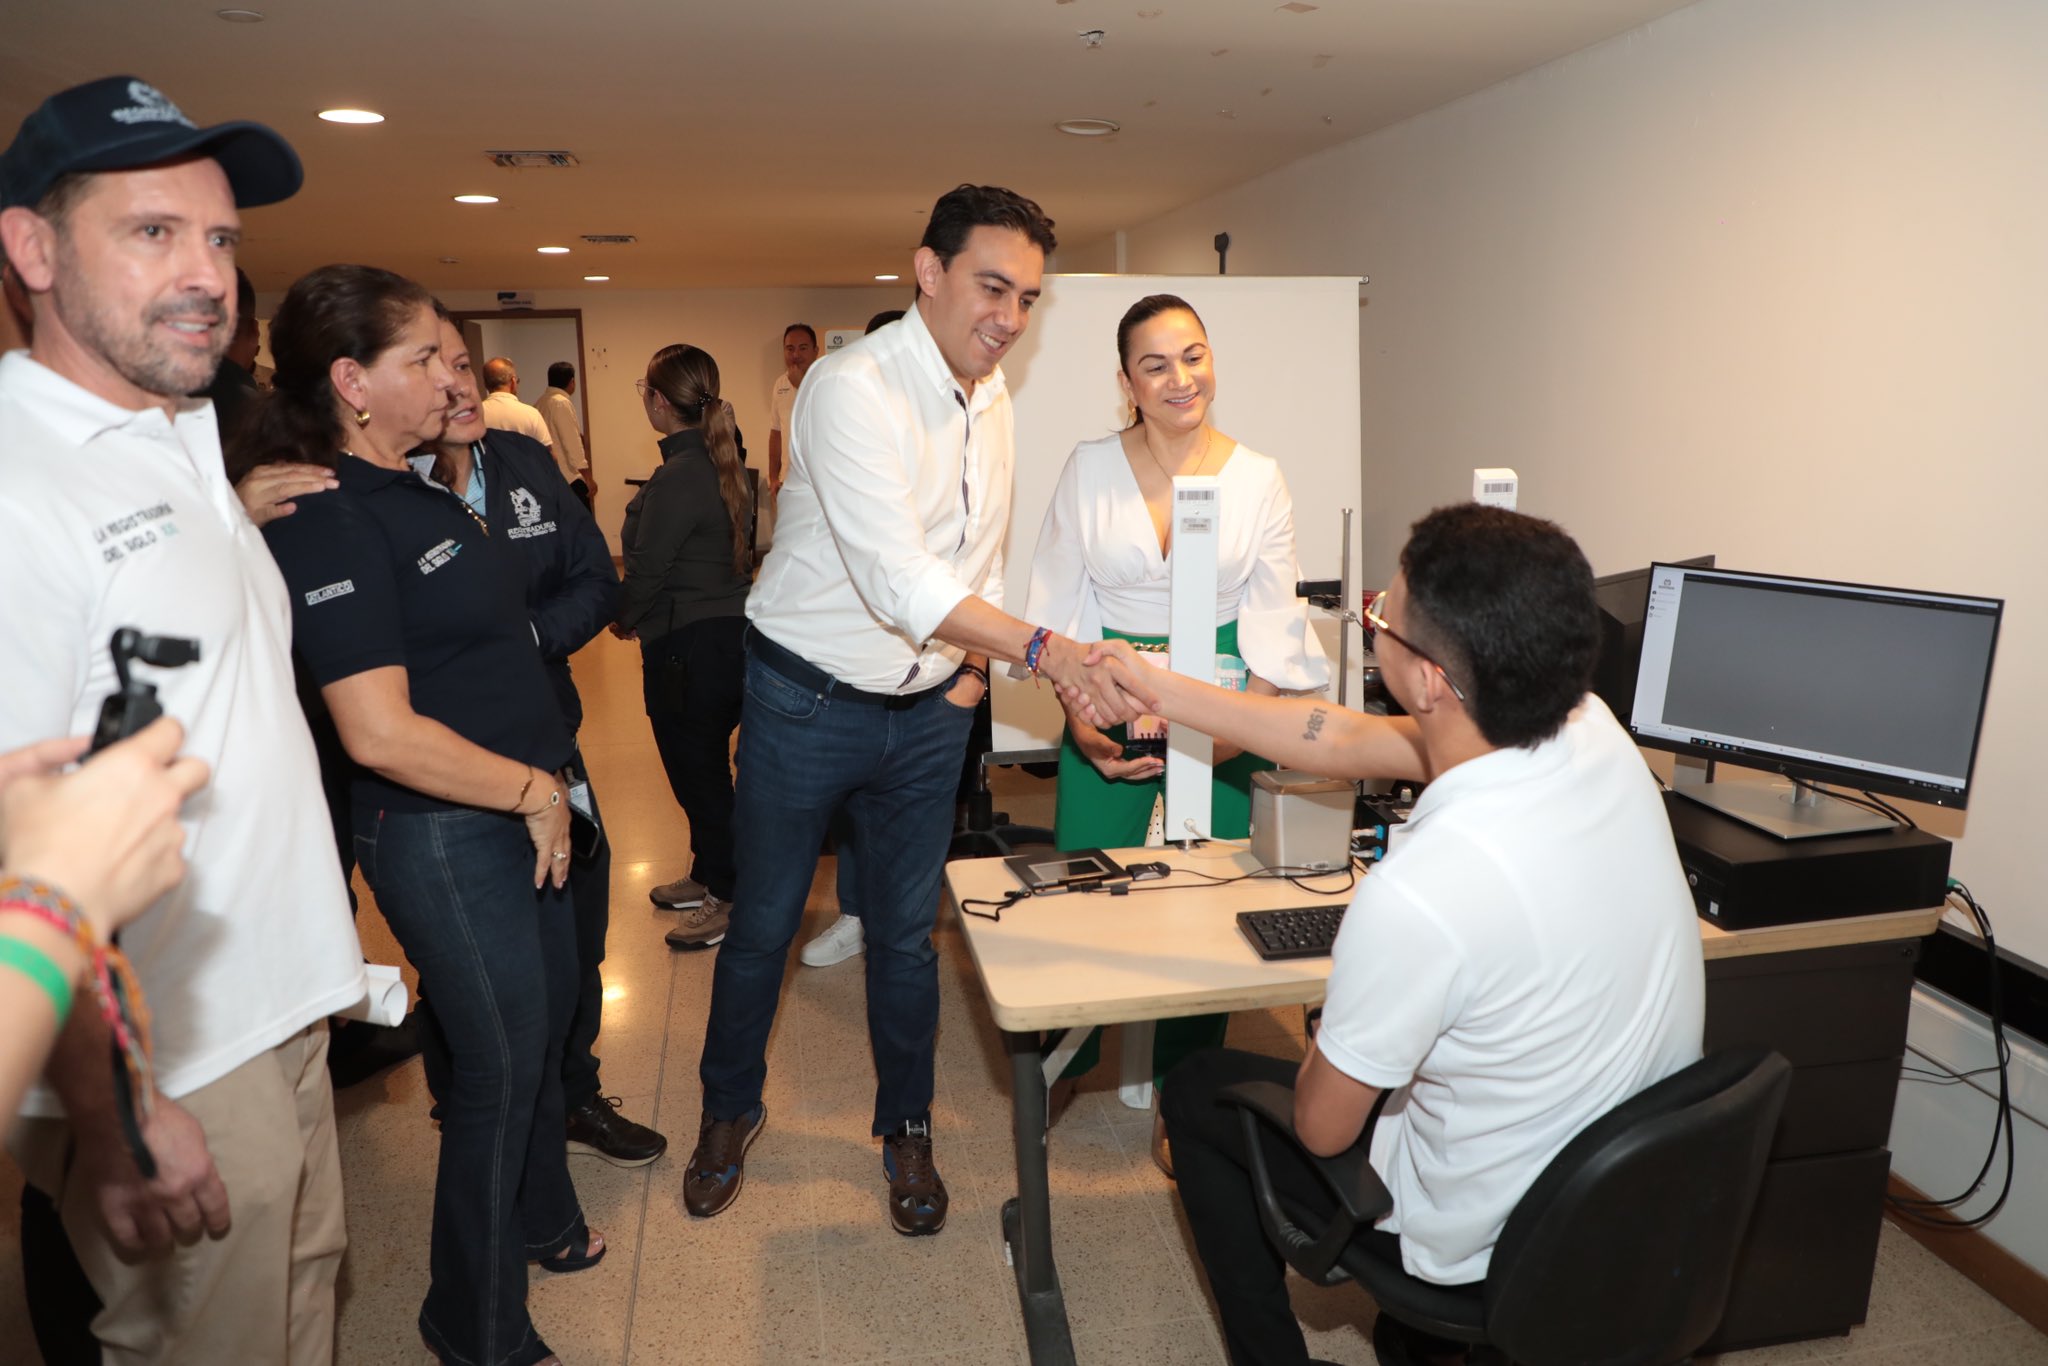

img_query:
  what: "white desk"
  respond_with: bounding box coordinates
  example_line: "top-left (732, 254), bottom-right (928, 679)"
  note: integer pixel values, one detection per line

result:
top-left (944, 844), bottom-right (1944, 1365)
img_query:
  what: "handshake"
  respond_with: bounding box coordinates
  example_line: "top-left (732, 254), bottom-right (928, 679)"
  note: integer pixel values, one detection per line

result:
top-left (1040, 638), bottom-right (1165, 729)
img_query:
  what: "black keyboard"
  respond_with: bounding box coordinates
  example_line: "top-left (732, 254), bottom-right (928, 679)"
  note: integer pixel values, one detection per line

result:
top-left (1237, 905), bottom-right (1347, 961)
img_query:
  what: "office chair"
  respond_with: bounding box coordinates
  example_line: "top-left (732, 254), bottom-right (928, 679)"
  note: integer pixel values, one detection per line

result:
top-left (1220, 1046), bottom-right (1791, 1366)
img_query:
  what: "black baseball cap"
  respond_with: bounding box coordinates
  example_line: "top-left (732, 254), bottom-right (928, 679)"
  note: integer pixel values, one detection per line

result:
top-left (0, 76), bottom-right (302, 211)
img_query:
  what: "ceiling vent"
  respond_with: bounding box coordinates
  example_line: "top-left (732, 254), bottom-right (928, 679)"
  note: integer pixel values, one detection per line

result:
top-left (485, 150), bottom-right (580, 169)
top-left (579, 234), bottom-right (638, 245)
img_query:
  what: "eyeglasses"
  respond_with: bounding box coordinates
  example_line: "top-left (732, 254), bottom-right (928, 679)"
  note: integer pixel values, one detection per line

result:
top-left (633, 379), bottom-right (652, 398)
top-left (1364, 590), bottom-right (1467, 702)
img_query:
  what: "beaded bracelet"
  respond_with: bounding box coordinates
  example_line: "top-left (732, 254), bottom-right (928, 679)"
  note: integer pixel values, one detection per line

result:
top-left (0, 933), bottom-right (72, 1024)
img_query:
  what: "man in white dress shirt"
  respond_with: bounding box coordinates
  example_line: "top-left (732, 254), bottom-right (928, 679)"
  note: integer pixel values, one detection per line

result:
top-left (536, 359), bottom-right (595, 509)
top-left (479, 356), bottom-right (553, 450)
top-left (685, 184), bottom-right (1150, 1235)
top-left (754, 322), bottom-right (816, 556)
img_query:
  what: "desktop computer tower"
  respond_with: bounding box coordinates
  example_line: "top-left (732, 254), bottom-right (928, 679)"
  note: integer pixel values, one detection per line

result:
top-left (1663, 793), bottom-right (1952, 929)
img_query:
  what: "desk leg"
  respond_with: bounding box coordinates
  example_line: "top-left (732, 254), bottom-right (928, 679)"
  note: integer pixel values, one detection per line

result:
top-left (1002, 1029), bottom-right (1077, 1365)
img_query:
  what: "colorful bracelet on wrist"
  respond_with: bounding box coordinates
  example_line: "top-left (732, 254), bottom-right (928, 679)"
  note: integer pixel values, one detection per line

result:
top-left (0, 874), bottom-right (157, 1130)
top-left (1024, 627), bottom-right (1053, 683)
top-left (0, 933), bottom-right (72, 1024)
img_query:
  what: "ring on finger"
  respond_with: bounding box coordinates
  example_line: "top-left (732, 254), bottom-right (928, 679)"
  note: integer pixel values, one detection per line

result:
top-left (551, 852), bottom-right (570, 861)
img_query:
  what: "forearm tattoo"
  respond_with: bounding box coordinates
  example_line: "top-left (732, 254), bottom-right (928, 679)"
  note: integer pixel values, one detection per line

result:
top-left (1302, 707), bottom-right (1328, 743)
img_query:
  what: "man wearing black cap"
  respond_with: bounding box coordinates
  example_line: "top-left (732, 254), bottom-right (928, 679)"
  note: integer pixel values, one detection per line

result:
top-left (0, 77), bottom-right (366, 1362)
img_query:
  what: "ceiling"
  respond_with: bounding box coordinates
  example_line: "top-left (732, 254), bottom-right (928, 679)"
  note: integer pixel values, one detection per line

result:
top-left (4, 0), bottom-right (1694, 293)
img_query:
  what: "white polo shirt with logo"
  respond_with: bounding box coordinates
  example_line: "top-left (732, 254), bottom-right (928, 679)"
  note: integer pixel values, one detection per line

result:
top-left (0, 351), bottom-right (366, 1114)
top-left (1316, 695), bottom-right (1706, 1284)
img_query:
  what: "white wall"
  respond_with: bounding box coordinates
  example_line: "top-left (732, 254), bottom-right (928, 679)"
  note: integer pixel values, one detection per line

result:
top-left (1099, 0), bottom-right (2048, 1273)
top-left (1107, 0), bottom-right (2048, 970)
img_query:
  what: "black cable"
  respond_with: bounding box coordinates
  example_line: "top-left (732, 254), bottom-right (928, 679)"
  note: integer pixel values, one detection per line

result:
top-left (1075, 862), bottom-right (1358, 899)
top-left (1805, 783), bottom-right (1902, 826)
top-left (958, 889), bottom-right (1030, 922)
top-left (1885, 883), bottom-right (2016, 1231)
top-left (1859, 790), bottom-right (1919, 829)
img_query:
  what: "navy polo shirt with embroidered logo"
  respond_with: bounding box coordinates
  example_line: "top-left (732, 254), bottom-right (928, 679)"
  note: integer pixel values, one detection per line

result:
top-left (262, 452), bottom-right (572, 814)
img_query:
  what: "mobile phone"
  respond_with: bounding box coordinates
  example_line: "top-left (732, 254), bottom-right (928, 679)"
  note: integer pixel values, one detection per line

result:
top-left (562, 756), bottom-right (604, 860)
top-left (1121, 735), bottom-right (1167, 761)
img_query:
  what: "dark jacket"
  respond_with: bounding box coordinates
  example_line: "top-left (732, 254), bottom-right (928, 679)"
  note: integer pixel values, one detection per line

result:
top-left (618, 428), bottom-right (753, 639)
top-left (476, 429), bottom-right (620, 732)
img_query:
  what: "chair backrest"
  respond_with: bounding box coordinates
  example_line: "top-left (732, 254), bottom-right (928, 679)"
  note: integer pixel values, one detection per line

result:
top-left (1483, 1046), bottom-right (1792, 1366)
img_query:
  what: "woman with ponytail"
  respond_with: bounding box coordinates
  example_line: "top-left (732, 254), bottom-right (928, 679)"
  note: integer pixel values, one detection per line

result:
top-left (241, 264), bottom-right (597, 1366)
top-left (618, 343), bottom-right (754, 950)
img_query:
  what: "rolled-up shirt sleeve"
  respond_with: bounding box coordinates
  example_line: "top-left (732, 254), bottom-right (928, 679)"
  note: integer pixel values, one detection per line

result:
top-left (795, 366), bottom-right (978, 646)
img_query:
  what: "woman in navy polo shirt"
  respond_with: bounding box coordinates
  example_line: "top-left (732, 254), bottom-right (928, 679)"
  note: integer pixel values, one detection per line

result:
top-left (234, 265), bottom-right (595, 1366)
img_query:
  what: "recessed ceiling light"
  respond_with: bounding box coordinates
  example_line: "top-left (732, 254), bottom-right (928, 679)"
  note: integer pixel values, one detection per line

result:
top-left (318, 109), bottom-right (383, 125)
top-left (583, 275), bottom-right (611, 282)
top-left (215, 7), bottom-right (264, 20)
top-left (875, 274), bottom-right (900, 282)
top-left (452, 194), bottom-right (498, 205)
top-left (1055, 118), bottom-right (1120, 137)
top-left (536, 246), bottom-right (571, 255)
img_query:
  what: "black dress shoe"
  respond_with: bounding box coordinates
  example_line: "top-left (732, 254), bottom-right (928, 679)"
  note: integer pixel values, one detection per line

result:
top-left (566, 1094), bottom-right (668, 1167)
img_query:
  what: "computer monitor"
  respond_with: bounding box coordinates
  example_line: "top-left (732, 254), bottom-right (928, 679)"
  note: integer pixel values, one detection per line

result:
top-left (1590, 555), bottom-right (1715, 723)
top-left (1628, 563), bottom-right (2003, 839)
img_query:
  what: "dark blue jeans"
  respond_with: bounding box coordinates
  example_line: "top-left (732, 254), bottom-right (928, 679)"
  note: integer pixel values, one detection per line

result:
top-left (356, 805), bottom-right (583, 1366)
top-left (699, 644), bottom-right (976, 1135)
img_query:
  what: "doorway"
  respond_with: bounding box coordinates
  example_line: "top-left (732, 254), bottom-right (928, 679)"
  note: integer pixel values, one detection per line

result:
top-left (450, 309), bottom-right (594, 483)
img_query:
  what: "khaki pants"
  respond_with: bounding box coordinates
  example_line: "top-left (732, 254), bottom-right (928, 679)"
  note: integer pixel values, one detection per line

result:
top-left (12, 1022), bottom-right (346, 1365)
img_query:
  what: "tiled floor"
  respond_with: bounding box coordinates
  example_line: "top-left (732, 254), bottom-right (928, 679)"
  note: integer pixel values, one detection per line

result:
top-left (5, 632), bottom-right (2045, 1364)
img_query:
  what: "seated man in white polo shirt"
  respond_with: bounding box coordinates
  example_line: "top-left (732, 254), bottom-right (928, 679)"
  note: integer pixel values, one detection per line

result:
top-left (1076, 504), bottom-right (1706, 1366)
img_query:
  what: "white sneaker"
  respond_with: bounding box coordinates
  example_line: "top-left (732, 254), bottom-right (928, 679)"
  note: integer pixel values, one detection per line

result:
top-left (799, 913), bottom-right (864, 968)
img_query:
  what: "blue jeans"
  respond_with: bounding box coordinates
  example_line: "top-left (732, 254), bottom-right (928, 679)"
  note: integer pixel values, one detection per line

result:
top-left (356, 805), bottom-right (583, 1366)
top-left (698, 643), bottom-right (976, 1135)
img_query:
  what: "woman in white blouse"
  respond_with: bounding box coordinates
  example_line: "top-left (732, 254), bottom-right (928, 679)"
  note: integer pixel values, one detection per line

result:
top-left (1023, 295), bottom-right (1329, 1131)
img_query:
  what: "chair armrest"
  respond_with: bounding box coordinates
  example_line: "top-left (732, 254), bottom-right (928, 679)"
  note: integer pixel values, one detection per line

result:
top-left (1219, 1080), bottom-right (1395, 1287)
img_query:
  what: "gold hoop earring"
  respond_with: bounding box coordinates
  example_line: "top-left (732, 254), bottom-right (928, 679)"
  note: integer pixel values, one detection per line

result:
top-left (353, 408), bottom-right (371, 428)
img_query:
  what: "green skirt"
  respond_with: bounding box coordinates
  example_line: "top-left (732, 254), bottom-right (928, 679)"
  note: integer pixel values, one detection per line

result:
top-left (1050, 621), bottom-right (1270, 1085)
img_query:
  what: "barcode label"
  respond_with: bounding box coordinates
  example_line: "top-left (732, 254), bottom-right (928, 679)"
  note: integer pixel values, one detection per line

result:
top-left (1179, 488), bottom-right (1218, 502)
top-left (1482, 481), bottom-right (1513, 495)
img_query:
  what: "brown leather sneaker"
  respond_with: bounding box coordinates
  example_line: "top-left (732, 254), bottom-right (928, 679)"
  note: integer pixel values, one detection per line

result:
top-left (665, 894), bottom-right (730, 951)
top-left (881, 1119), bottom-right (948, 1236)
top-left (683, 1104), bottom-right (765, 1218)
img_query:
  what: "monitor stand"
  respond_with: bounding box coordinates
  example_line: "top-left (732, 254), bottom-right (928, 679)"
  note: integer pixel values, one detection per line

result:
top-left (1670, 779), bottom-right (1894, 840)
